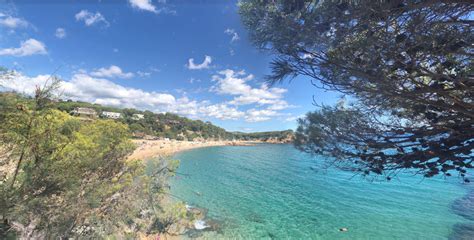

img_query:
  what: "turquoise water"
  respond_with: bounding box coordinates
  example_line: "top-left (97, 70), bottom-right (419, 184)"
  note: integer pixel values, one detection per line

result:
top-left (169, 144), bottom-right (473, 239)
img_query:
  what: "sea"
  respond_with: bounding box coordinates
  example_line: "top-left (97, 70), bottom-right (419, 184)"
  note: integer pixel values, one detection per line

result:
top-left (169, 144), bottom-right (474, 239)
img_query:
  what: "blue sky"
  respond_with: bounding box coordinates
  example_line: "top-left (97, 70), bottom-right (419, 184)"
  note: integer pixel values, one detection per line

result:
top-left (0, 0), bottom-right (340, 132)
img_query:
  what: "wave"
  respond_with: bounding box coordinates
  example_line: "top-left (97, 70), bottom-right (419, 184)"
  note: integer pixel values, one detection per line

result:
top-left (194, 220), bottom-right (209, 230)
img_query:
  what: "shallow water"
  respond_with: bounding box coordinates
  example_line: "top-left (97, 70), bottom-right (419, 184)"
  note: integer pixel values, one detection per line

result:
top-left (170, 144), bottom-right (473, 239)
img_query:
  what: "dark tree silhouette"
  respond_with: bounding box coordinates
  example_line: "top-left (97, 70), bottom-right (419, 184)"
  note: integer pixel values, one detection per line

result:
top-left (239, 0), bottom-right (473, 181)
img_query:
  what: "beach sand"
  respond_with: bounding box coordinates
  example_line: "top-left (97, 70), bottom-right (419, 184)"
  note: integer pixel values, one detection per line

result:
top-left (129, 139), bottom-right (254, 240)
top-left (128, 139), bottom-right (253, 161)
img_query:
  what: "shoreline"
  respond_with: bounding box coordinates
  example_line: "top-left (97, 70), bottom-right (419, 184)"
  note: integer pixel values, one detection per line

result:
top-left (128, 139), bottom-right (255, 240)
top-left (128, 139), bottom-right (291, 239)
top-left (127, 139), bottom-right (256, 161)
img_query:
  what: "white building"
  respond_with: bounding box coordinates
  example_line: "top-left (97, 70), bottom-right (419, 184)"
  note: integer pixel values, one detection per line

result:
top-left (102, 111), bottom-right (122, 119)
top-left (71, 107), bottom-right (97, 118)
top-left (132, 113), bottom-right (145, 120)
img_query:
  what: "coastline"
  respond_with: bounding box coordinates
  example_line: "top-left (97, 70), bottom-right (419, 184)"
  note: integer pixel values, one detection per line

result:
top-left (128, 139), bottom-right (292, 239)
top-left (128, 139), bottom-right (255, 240)
top-left (127, 139), bottom-right (255, 161)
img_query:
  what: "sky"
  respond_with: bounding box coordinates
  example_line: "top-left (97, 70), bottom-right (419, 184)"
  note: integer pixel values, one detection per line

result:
top-left (0, 0), bottom-right (340, 132)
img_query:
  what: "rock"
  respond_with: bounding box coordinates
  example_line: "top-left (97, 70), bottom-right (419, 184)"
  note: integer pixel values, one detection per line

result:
top-left (167, 222), bottom-right (185, 235)
top-left (449, 223), bottom-right (474, 240)
top-left (452, 190), bottom-right (474, 221)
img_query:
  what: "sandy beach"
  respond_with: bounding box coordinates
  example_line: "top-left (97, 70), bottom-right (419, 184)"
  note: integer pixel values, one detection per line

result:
top-left (127, 139), bottom-right (252, 240)
top-left (127, 139), bottom-right (254, 161)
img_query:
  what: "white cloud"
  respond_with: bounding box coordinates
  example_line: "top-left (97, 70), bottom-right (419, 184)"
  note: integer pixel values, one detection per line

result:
top-left (224, 28), bottom-right (240, 43)
top-left (265, 99), bottom-right (293, 110)
top-left (0, 38), bottom-right (47, 57)
top-left (211, 69), bottom-right (290, 110)
top-left (0, 15), bottom-right (28, 28)
top-left (189, 77), bottom-right (201, 84)
top-left (0, 72), bottom-right (245, 122)
top-left (0, 72), bottom-right (174, 108)
top-left (285, 114), bottom-right (305, 122)
top-left (137, 66), bottom-right (160, 77)
top-left (1, 69), bottom-right (295, 123)
top-left (129, 0), bottom-right (158, 13)
top-left (187, 55), bottom-right (212, 70)
top-left (245, 108), bottom-right (279, 122)
top-left (128, 0), bottom-right (176, 15)
top-left (200, 104), bottom-right (244, 120)
top-left (90, 65), bottom-right (134, 79)
top-left (137, 71), bottom-right (151, 77)
top-left (75, 10), bottom-right (109, 27)
top-left (55, 28), bottom-right (66, 39)
top-left (65, 74), bottom-right (176, 106)
top-left (0, 73), bottom-right (53, 94)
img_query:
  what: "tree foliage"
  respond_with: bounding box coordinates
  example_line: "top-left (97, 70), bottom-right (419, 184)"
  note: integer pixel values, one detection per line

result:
top-left (1, 92), bottom-right (293, 142)
top-left (239, 0), bottom-right (473, 180)
top-left (0, 80), bottom-right (181, 238)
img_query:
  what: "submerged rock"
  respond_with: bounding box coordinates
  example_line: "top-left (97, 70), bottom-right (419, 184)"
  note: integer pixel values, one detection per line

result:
top-left (452, 190), bottom-right (474, 221)
top-left (245, 212), bottom-right (265, 224)
top-left (449, 223), bottom-right (474, 240)
top-left (185, 229), bottom-right (204, 238)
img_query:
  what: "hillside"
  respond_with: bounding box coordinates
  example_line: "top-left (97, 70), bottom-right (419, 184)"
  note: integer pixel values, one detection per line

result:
top-left (0, 92), bottom-right (294, 142)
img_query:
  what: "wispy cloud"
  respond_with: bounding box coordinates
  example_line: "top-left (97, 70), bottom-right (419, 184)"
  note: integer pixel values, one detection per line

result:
top-left (0, 14), bottom-right (28, 28)
top-left (75, 10), bottom-right (109, 27)
top-left (285, 114), bottom-right (305, 122)
top-left (55, 28), bottom-right (66, 39)
top-left (0, 39), bottom-right (47, 57)
top-left (137, 71), bottom-right (151, 77)
top-left (187, 55), bottom-right (212, 70)
top-left (224, 28), bottom-right (240, 43)
top-left (189, 77), bottom-right (201, 84)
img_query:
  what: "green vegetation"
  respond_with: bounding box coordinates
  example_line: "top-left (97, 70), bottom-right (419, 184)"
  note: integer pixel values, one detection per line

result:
top-left (240, 1), bottom-right (473, 180)
top-left (0, 74), bottom-right (293, 237)
top-left (58, 100), bottom-right (231, 140)
top-left (231, 130), bottom-right (294, 142)
top-left (0, 81), bottom-right (184, 238)
top-left (1, 91), bottom-right (293, 142)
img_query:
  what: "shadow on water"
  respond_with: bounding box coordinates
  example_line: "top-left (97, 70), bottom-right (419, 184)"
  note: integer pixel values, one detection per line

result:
top-left (450, 183), bottom-right (474, 239)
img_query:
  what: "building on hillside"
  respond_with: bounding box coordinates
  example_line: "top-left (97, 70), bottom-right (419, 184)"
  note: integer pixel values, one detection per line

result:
top-left (102, 111), bottom-right (122, 119)
top-left (132, 113), bottom-right (144, 120)
top-left (71, 107), bottom-right (97, 118)
top-left (132, 132), bottom-right (146, 139)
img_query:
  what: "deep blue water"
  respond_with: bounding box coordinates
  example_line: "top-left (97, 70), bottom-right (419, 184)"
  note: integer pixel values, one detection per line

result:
top-left (170, 144), bottom-right (473, 239)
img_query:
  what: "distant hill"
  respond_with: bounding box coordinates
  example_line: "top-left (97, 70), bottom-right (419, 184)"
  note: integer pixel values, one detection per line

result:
top-left (1, 92), bottom-right (294, 142)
